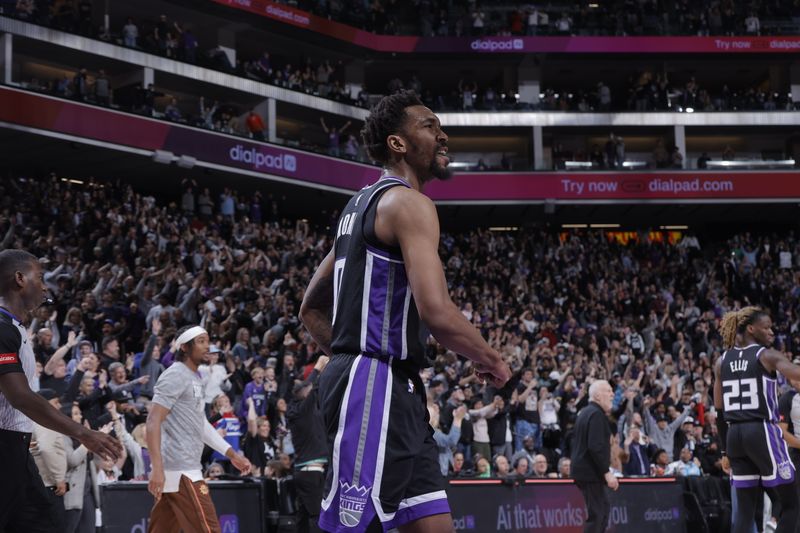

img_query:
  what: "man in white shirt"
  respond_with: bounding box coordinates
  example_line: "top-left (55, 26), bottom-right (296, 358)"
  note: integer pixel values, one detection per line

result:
top-left (146, 325), bottom-right (251, 532)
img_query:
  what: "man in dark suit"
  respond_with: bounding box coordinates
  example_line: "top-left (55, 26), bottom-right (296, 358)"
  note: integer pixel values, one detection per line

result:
top-left (571, 380), bottom-right (619, 533)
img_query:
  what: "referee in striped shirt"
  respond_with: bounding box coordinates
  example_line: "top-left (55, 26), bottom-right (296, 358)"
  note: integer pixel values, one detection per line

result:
top-left (0, 249), bottom-right (121, 532)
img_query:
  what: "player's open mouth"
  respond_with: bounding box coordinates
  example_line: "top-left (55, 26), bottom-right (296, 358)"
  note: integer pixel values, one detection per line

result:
top-left (436, 147), bottom-right (449, 166)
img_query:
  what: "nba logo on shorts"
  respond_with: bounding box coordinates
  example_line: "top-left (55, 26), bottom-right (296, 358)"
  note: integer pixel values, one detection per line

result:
top-left (219, 515), bottom-right (239, 533)
top-left (283, 154), bottom-right (297, 172)
top-left (339, 481), bottom-right (371, 527)
top-left (513, 39), bottom-right (523, 50)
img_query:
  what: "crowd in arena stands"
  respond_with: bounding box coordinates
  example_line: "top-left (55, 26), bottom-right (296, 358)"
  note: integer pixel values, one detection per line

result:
top-left (537, 76), bottom-right (795, 113)
top-left (289, 0), bottom-right (798, 37)
top-left (14, 0), bottom-right (793, 40)
top-left (8, 3), bottom-right (799, 119)
top-left (418, 77), bottom-right (795, 113)
top-left (18, 62), bottom-right (369, 162)
top-left (6, 169), bottom-right (800, 520)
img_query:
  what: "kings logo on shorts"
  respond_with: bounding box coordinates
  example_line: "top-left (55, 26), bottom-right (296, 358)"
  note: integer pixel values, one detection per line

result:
top-left (778, 461), bottom-right (793, 480)
top-left (339, 481), bottom-right (371, 527)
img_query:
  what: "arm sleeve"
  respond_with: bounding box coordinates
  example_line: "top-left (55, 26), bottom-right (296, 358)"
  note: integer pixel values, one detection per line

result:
top-left (445, 425), bottom-right (461, 448)
top-left (65, 437), bottom-right (88, 470)
top-left (643, 406), bottom-right (656, 433)
top-left (202, 419), bottom-right (232, 456)
top-left (617, 413), bottom-right (627, 437)
top-left (62, 369), bottom-right (85, 404)
top-left (669, 406), bottom-right (692, 432)
top-left (38, 430), bottom-right (67, 483)
top-left (141, 335), bottom-right (157, 368)
top-left (0, 323), bottom-right (23, 376)
top-left (586, 412), bottom-right (611, 478)
top-left (118, 426), bottom-right (146, 477)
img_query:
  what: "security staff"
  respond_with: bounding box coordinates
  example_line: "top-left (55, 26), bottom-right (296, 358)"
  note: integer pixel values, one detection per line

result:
top-left (0, 249), bottom-right (121, 531)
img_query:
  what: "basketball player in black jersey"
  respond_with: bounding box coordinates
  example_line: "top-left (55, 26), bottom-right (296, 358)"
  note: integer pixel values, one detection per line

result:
top-left (714, 306), bottom-right (800, 533)
top-left (301, 91), bottom-right (511, 533)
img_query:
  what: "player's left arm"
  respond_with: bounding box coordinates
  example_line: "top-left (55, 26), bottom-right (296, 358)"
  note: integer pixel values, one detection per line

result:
top-left (299, 249), bottom-right (335, 357)
top-left (201, 419), bottom-right (251, 475)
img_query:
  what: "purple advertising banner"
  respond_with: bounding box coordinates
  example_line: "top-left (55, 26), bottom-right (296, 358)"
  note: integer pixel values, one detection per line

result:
top-left (161, 127), bottom-right (380, 193)
top-left (211, 0), bottom-right (800, 54)
top-left (447, 479), bottom-right (686, 533)
top-left (4, 87), bottom-right (800, 203)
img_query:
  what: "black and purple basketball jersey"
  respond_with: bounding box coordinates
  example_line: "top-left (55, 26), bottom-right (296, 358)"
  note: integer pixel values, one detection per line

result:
top-left (720, 344), bottom-right (777, 423)
top-left (330, 177), bottom-right (428, 367)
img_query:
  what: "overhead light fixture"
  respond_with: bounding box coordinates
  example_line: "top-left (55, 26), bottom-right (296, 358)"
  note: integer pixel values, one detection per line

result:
top-left (562, 224), bottom-right (588, 228)
top-left (589, 224), bottom-right (620, 228)
top-left (489, 227), bottom-right (519, 231)
top-left (660, 225), bottom-right (689, 230)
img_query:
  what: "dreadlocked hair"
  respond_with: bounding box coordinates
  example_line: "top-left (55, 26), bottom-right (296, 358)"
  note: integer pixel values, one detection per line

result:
top-left (360, 90), bottom-right (423, 165)
top-left (719, 306), bottom-right (769, 349)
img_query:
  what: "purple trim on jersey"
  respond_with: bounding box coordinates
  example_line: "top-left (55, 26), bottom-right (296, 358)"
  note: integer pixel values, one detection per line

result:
top-left (388, 268), bottom-right (409, 357)
top-left (364, 256), bottom-right (388, 356)
top-left (766, 422), bottom-right (793, 471)
top-left (320, 356), bottom-right (392, 532)
top-left (765, 380), bottom-right (780, 423)
top-left (366, 243), bottom-right (403, 261)
top-left (363, 254), bottom-right (412, 360)
top-left (383, 498), bottom-right (451, 531)
top-left (732, 478), bottom-right (760, 489)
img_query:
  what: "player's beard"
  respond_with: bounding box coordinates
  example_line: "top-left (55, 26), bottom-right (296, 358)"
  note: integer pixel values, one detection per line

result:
top-left (426, 143), bottom-right (453, 182)
top-left (429, 154), bottom-right (453, 181)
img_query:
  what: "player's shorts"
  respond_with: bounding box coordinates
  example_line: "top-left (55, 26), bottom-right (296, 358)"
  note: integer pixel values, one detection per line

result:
top-left (318, 354), bottom-right (450, 533)
top-left (728, 420), bottom-right (795, 488)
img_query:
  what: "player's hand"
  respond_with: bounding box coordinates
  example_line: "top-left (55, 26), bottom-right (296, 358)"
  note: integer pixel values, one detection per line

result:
top-left (149, 468), bottom-right (165, 501)
top-left (79, 427), bottom-right (122, 462)
top-left (314, 355), bottom-right (330, 372)
top-left (229, 451), bottom-right (252, 476)
top-left (54, 481), bottom-right (67, 496)
top-left (720, 455), bottom-right (731, 474)
top-left (475, 359), bottom-right (511, 389)
top-left (605, 472), bottom-right (619, 491)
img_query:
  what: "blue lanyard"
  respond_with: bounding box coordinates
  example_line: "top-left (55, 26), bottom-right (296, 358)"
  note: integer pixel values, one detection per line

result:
top-left (0, 307), bottom-right (22, 323)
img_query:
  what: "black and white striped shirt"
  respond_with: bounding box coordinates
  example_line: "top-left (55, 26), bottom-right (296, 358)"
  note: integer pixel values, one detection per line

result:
top-left (0, 309), bottom-right (36, 432)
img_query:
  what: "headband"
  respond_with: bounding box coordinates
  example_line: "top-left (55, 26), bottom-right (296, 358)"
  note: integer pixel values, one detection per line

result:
top-left (175, 326), bottom-right (207, 347)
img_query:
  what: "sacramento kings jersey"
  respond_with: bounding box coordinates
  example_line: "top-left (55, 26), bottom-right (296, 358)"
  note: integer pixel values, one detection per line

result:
top-left (720, 344), bottom-right (778, 423)
top-left (330, 177), bottom-right (428, 368)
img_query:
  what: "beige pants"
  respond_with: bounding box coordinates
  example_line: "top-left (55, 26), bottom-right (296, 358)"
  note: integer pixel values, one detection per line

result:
top-left (148, 475), bottom-right (221, 533)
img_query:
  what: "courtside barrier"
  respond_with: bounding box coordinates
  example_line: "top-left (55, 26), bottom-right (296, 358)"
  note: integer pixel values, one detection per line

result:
top-left (448, 478), bottom-right (686, 533)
